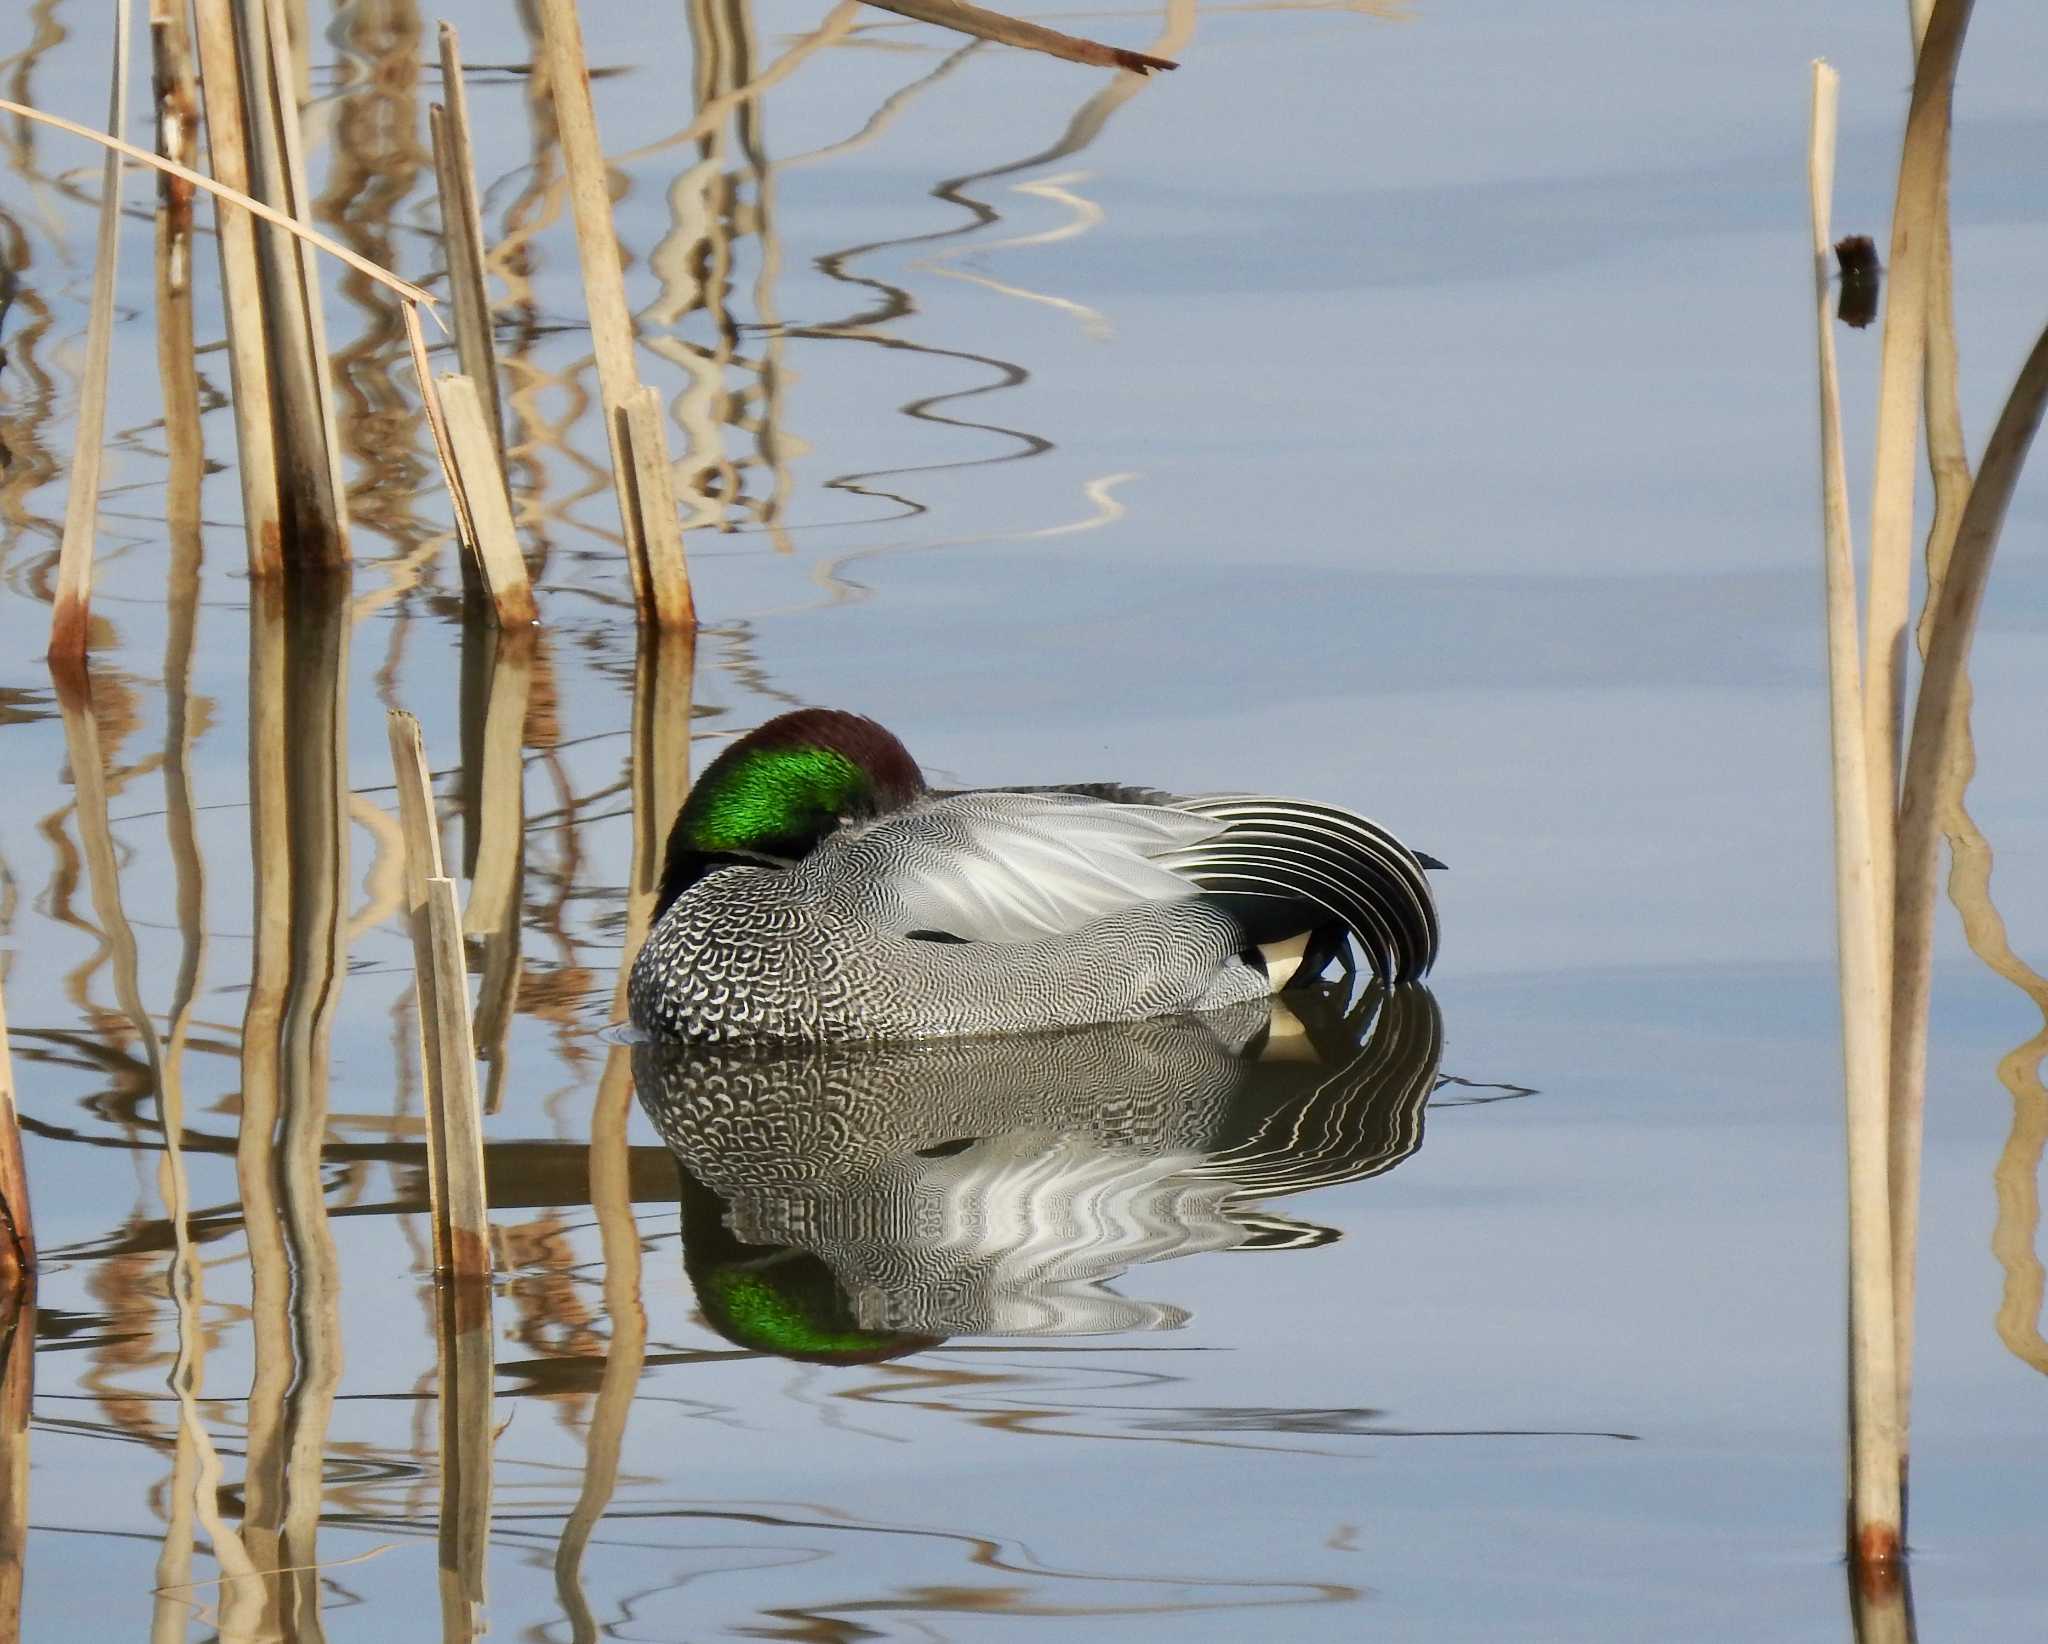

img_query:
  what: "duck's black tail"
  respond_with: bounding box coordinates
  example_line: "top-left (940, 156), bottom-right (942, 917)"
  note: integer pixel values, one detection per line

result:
top-left (1159, 795), bottom-right (1441, 985)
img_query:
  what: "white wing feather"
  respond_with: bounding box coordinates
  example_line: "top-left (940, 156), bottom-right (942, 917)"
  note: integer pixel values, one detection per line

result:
top-left (835, 792), bottom-right (1225, 944)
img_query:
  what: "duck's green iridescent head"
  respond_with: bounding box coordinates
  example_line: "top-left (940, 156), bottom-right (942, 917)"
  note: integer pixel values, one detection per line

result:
top-left (656, 709), bottom-right (925, 919)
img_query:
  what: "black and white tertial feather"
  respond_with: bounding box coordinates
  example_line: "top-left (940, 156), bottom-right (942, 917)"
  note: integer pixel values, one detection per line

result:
top-left (629, 708), bottom-right (1443, 1042)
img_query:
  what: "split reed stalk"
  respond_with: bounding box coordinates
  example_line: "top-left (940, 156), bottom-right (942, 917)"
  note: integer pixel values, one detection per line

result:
top-left (433, 22), bottom-right (504, 457)
top-left (238, 0), bottom-right (350, 566)
top-left (440, 373), bottom-right (536, 625)
top-left (535, 0), bottom-right (693, 626)
top-left (0, 967), bottom-right (30, 1281)
top-left (191, 0), bottom-right (287, 576)
top-left (48, 0), bottom-right (130, 664)
top-left (387, 712), bottom-right (492, 1283)
top-left (1809, 60), bottom-right (1903, 1570)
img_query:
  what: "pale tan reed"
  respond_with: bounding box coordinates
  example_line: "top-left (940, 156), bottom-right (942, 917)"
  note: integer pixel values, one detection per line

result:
top-left (433, 22), bottom-right (505, 457)
top-left (1809, 59), bottom-right (1902, 1569)
top-left (535, 0), bottom-right (694, 626)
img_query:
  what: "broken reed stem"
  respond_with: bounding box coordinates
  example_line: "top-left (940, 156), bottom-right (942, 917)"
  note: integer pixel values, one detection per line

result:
top-left (47, 0), bottom-right (130, 665)
top-left (0, 93), bottom-right (435, 311)
top-left (433, 22), bottom-right (504, 459)
top-left (1860, 0), bottom-right (1974, 1029)
top-left (535, 0), bottom-right (694, 623)
top-left (440, 373), bottom-right (537, 626)
top-left (0, 966), bottom-right (32, 1282)
top-left (387, 711), bottom-right (491, 1284)
top-left (1809, 60), bottom-right (1903, 1571)
top-left (857, 0), bottom-right (1177, 73)
top-left (619, 387), bottom-right (696, 629)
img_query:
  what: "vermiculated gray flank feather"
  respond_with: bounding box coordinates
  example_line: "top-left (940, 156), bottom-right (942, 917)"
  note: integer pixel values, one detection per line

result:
top-left (631, 783), bottom-right (1440, 1043)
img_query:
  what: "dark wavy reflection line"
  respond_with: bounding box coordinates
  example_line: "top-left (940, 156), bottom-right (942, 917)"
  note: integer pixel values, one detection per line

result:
top-left (637, 984), bottom-right (1439, 1360)
top-left (779, 42), bottom-right (1175, 528)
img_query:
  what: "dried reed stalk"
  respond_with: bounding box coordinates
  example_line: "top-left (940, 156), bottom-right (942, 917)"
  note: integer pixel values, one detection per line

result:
top-left (1809, 60), bottom-right (1902, 1571)
top-left (238, 0), bottom-right (350, 566)
top-left (1859, 0), bottom-right (1973, 1014)
top-left (433, 22), bottom-right (504, 456)
top-left (535, 0), bottom-right (694, 626)
top-left (0, 967), bottom-right (29, 1283)
top-left (1888, 0), bottom-right (1974, 1472)
top-left (440, 373), bottom-right (537, 625)
top-left (403, 302), bottom-right (479, 554)
top-left (190, 0), bottom-right (287, 577)
top-left (619, 387), bottom-right (695, 629)
top-left (858, 0), bottom-right (1176, 73)
top-left (48, 0), bottom-right (130, 664)
top-left (0, 94), bottom-right (434, 309)
top-left (388, 712), bottom-right (492, 1283)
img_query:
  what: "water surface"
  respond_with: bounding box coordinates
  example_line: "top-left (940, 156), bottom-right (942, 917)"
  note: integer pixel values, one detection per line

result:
top-left (2, 0), bottom-right (2047, 1638)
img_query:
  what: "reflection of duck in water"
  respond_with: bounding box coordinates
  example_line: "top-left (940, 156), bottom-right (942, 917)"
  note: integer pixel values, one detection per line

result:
top-left (636, 984), bottom-right (1442, 1362)
top-left (630, 709), bottom-right (1441, 1042)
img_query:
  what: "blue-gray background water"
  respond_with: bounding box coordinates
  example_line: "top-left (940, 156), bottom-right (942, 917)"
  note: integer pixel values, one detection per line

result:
top-left (1, 0), bottom-right (2045, 1636)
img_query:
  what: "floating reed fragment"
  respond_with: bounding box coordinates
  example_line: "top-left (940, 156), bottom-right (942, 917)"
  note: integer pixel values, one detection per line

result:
top-left (0, 967), bottom-right (30, 1284)
top-left (47, 0), bottom-right (130, 664)
top-left (1807, 58), bottom-right (1902, 1572)
top-left (387, 711), bottom-right (493, 1285)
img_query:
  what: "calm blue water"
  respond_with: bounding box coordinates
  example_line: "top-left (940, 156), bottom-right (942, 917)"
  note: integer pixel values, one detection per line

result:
top-left (1, 0), bottom-right (2044, 1637)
